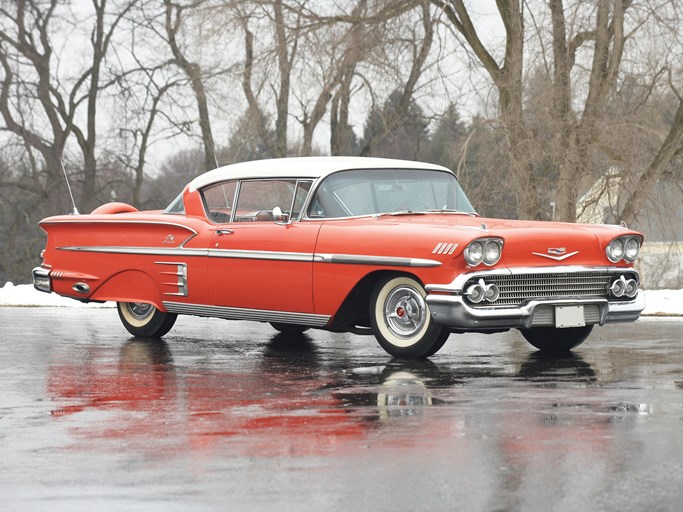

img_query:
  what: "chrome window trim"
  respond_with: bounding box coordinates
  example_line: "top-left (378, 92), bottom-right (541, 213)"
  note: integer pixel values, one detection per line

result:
top-left (287, 179), bottom-right (314, 222)
top-left (201, 177), bottom-right (316, 225)
top-left (303, 167), bottom-right (475, 220)
top-left (163, 301), bottom-right (330, 327)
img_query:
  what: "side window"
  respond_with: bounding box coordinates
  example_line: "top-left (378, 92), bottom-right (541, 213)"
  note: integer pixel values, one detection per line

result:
top-left (290, 180), bottom-right (313, 220)
top-left (235, 179), bottom-right (296, 222)
top-left (163, 192), bottom-right (185, 214)
top-left (202, 181), bottom-right (237, 223)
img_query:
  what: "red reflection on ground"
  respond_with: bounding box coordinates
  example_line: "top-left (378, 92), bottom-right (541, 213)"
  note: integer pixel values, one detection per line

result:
top-left (47, 339), bottom-right (367, 456)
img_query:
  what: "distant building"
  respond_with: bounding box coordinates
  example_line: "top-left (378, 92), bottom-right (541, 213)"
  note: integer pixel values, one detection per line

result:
top-left (577, 168), bottom-right (683, 289)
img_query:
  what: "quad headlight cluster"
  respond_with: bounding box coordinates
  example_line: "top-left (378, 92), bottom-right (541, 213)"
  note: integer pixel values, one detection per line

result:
top-left (609, 275), bottom-right (639, 299)
top-left (463, 237), bottom-right (504, 267)
top-left (606, 235), bottom-right (642, 263)
top-left (465, 278), bottom-right (500, 304)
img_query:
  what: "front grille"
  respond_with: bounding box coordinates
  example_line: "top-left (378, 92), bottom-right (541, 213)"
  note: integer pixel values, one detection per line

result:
top-left (466, 271), bottom-right (637, 308)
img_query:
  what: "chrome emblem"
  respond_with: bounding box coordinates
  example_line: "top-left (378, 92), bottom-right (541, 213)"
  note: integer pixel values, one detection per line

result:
top-left (532, 248), bottom-right (579, 261)
top-left (432, 242), bottom-right (459, 255)
top-left (163, 234), bottom-right (175, 244)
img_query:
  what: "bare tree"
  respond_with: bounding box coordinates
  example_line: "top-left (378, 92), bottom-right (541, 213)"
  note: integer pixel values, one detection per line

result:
top-left (0, 0), bottom-right (135, 212)
top-left (0, 0), bottom-right (69, 201)
top-left (235, 0), bottom-right (301, 158)
top-left (358, 1), bottom-right (434, 156)
top-left (433, 0), bottom-right (683, 222)
top-left (162, 0), bottom-right (217, 172)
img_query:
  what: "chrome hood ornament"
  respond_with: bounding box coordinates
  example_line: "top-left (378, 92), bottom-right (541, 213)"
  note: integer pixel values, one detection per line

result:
top-left (532, 248), bottom-right (579, 261)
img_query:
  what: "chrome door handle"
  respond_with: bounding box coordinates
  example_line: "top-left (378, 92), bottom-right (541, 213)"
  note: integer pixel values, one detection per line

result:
top-left (215, 229), bottom-right (233, 236)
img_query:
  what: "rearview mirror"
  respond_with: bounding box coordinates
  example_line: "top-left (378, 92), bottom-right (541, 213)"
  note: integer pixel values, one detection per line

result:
top-left (272, 206), bottom-right (289, 223)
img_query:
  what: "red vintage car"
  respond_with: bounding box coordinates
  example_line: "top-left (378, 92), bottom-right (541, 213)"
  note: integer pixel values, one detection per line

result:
top-left (32, 157), bottom-right (645, 358)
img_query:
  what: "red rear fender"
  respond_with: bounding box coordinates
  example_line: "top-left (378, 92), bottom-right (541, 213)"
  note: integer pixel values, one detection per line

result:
top-left (91, 270), bottom-right (165, 310)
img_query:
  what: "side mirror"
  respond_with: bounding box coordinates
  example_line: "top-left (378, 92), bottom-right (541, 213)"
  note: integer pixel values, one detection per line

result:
top-left (272, 206), bottom-right (289, 223)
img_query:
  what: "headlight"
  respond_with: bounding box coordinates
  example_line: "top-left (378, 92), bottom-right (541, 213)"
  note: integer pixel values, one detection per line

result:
top-left (606, 238), bottom-right (624, 262)
top-left (624, 237), bottom-right (640, 262)
top-left (464, 238), bottom-right (503, 267)
top-left (483, 240), bottom-right (502, 266)
top-left (607, 236), bottom-right (641, 263)
top-left (464, 240), bottom-right (484, 266)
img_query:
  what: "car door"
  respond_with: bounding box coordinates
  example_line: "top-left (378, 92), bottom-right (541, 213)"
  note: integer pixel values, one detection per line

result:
top-left (206, 178), bottom-right (321, 314)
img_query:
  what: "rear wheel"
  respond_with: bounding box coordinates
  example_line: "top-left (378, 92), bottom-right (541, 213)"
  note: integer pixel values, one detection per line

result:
top-left (369, 276), bottom-right (450, 359)
top-left (117, 302), bottom-right (177, 338)
top-left (520, 325), bottom-right (593, 354)
top-left (270, 322), bottom-right (310, 335)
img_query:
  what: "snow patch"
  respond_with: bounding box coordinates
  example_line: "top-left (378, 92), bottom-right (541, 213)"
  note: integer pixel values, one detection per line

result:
top-left (0, 282), bottom-right (113, 308)
top-left (1, 282), bottom-right (681, 316)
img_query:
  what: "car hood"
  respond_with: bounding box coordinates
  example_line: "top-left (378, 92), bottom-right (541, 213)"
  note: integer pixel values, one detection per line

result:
top-left (315, 214), bottom-right (640, 269)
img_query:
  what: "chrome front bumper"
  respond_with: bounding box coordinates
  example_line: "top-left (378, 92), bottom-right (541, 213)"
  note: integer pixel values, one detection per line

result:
top-left (426, 290), bottom-right (645, 330)
top-left (32, 266), bottom-right (52, 293)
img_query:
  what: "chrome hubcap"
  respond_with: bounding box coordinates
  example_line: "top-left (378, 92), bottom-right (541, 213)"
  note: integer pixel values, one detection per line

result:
top-left (126, 302), bottom-right (154, 321)
top-left (384, 286), bottom-right (427, 338)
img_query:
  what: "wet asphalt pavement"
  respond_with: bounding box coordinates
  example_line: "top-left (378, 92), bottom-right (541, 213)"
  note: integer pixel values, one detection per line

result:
top-left (1, 307), bottom-right (682, 512)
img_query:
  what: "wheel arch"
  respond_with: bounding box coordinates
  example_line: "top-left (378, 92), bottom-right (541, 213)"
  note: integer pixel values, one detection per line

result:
top-left (328, 270), bottom-right (423, 331)
top-left (90, 269), bottom-right (165, 310)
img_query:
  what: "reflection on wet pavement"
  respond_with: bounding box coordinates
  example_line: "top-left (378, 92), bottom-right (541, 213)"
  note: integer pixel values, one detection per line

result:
top-left (2, 310), bottom-right (683, 511)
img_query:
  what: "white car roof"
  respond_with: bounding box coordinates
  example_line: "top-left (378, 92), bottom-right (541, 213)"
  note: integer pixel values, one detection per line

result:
top-left (188, 156), bottom-right (451, 192)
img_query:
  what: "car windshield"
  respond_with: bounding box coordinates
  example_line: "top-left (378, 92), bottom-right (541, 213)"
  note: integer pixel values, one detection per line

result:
top-left (307, 168), bottom-right (475, 218)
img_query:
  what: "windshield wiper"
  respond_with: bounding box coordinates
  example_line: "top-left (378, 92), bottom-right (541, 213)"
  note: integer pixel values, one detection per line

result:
top-left (425, 209), bottom-right (479, 217)
top-left (373, 210), bottom-right (428, 218)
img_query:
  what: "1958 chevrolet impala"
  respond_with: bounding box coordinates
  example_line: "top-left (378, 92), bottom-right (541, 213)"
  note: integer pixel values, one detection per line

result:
top-left (32, 157), bottom-right (645, 358)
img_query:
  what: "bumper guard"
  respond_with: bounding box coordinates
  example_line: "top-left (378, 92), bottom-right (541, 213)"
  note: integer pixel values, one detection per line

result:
top-left (426, 290), bottom-right (645, 330)
top-left (32, 267), bottom-right (52, 294)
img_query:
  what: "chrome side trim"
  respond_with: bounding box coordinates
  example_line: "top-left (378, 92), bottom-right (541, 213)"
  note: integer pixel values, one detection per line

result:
top-left (59, 245), bottom-right (313, 262)
top-left (59, 246), bottom-right (208, 257)
top-left (155, 262), bottom-right (188, 297)
top-left (58, 245), bottom-right (441, 267)
top-left (208, 249), bottom-right (314, 262)
top-left (42, 219), bottom-right (198, 235)
top-left (163, 301), bottom-right (331, 327)
top-left (426, 265), bottom-right (640, 293)
top-left (314, 253), bottom-right (441, 268)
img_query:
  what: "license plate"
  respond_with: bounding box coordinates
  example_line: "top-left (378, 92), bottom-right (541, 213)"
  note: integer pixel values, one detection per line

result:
top-left (555, 305), bottom-right (585, 328)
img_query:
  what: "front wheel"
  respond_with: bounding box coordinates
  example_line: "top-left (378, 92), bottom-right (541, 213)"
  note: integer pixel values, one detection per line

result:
top-left (520, 325), bottom-right (593, 354)
top-left (369, 276), bottom-right (450, 359)
top-left (117, 302), bottom-right (177, 338)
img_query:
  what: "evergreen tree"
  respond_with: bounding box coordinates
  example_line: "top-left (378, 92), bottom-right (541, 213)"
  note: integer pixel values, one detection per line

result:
top-left (360, 89), bottom-right (429, 160)
top-left (426, 103), bottom-right (467, 169)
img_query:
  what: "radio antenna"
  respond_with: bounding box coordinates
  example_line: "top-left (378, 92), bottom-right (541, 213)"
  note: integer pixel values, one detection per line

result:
top-left (60, 158), bottom-right (79, 215)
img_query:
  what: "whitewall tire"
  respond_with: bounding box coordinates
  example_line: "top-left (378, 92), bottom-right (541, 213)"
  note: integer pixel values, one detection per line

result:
top-left (370, 276), bottom-right (450, 358)
top-left (117, 302), bottom-right (177, 338)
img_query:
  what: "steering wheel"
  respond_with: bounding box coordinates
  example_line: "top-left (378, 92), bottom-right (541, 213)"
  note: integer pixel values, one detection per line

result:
top-left (397, 200), bottom-right (429, 211)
